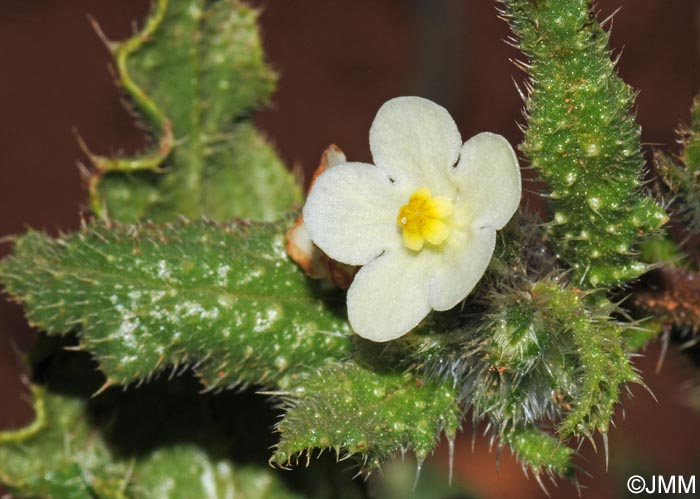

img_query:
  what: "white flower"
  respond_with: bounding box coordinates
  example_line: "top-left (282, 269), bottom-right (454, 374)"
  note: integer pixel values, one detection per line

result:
top-left (303, 96), bottom-right (521, 342)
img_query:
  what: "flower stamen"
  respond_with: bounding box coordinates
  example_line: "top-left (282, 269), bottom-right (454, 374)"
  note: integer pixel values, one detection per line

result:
top-left (397, 187), bottom-right (453, 251)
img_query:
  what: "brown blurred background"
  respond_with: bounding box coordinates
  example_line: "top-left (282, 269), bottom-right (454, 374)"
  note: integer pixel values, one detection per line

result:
top-left (1, 1), bottom-right (699, 498)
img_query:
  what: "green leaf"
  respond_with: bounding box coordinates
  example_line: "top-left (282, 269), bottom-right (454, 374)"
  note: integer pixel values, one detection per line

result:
top-left (0, 386), bottom-right (304, 499)
top-left (87, 0), bottom-right (301, 222)
top-left (503, 0), bottom-right (667, 287)
top-left (272, 362), bottom-right (461, 472)
top-left (0, 219), bottom-right (352, 390)
top-left (130, 447), bottom-right (303, 499)
top-left (0, 388), bottom-right (127, 499)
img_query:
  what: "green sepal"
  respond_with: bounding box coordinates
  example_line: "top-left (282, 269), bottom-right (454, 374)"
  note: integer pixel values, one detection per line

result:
top-left (0, 218), bottom-right (351, 390)
top-left (531, 281), bottom-right (638, 439)
top-left (464, 280), bottom-right (635, 441)
top-left (87, 0), bottom-right (301, 222)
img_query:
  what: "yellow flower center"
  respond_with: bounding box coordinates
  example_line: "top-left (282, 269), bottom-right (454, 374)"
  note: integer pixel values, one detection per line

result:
top-left (397, 187), bottom-right (453, 251)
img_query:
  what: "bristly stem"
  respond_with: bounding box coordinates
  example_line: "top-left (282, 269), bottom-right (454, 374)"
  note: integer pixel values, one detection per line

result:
top-left (502, 0), bottom-right (667, 288)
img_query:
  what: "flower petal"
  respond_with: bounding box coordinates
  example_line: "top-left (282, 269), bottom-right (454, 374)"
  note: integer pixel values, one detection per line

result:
top-left (428, 227), bottom-right (496, 311)
top-left (450, 132), bottom-right (521, 229)
top-left (303, 162), bottom-right (403, 265)
top-left (347, 250), bottom-right (431, 342)
top-left (370, 96), bottom-right (462, 196)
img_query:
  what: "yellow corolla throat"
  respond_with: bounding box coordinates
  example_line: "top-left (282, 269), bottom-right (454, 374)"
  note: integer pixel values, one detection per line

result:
top-left (397, 187), bottom-right (453, 251)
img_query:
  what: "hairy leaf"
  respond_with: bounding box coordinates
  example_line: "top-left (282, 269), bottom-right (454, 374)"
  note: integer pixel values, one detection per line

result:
top-left (88, 0), bottom-right (301, 222)
top-left (272, 362), bottom-right (461, 472)
top-left (0, 387), bottom-right (303, 499)
top-left (0, 389), bottom-right (118, 499)
top-left (131, 447), bottom-right (303, 499)
top-left (0, 219), bottom-right (352, 390)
